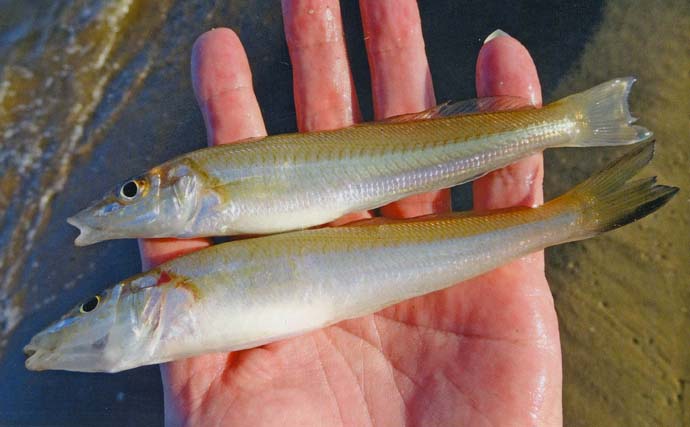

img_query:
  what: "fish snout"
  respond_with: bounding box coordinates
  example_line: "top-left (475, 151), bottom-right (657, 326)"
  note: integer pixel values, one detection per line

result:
top-left (67, 214), bottom-right (108, 246)
top-left (23, 340), bottom-right (50, 371)
top-left (23, 345), bottom-right (36, 358)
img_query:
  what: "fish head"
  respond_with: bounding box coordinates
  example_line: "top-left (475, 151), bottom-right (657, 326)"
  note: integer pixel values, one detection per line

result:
top-left (25, 272), bottom-right (196, 372)
top-left (67, 161), bottom-right (202, 245)
top-left (24, 284), bottom-right (129, 372)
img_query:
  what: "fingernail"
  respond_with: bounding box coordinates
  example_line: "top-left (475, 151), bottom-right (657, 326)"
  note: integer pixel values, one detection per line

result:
top-left (484, 29), bottom-right (510, 44)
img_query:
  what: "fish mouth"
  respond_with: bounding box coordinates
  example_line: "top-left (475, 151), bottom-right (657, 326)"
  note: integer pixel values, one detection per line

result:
top-left (67, 216), bottom-right (107, 246)
top-left (23, 345), bottom-right (37, 358)
top-left (23, 344), bottom-right (45, 371)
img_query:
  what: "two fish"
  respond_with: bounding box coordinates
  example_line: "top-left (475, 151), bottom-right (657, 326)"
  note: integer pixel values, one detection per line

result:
top-left (25, 78), bottom-right (677, 372)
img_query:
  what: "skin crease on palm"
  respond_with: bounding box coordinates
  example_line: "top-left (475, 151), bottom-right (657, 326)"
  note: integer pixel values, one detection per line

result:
top-left (137, 1), bottom-right (563, 425)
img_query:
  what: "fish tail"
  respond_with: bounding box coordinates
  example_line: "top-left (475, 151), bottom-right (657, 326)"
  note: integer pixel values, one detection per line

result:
top-left (553, 141), bottom-right (677, 240)
top-left (559, 77), bottom-right (653, 147)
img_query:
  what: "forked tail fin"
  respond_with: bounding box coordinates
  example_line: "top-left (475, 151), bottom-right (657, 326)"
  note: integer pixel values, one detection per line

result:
top-left (553, 142), bottom-right (677, 240)
top-left (557, 77), bottom-right (653, 147)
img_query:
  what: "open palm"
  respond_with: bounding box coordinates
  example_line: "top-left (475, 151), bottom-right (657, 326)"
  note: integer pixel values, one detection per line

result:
top-left (138, 1), bottom-right (562, 426)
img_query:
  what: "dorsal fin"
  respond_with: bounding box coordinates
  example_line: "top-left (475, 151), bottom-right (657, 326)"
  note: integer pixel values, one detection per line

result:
top-left (379, 96), bottom-right (534, 123)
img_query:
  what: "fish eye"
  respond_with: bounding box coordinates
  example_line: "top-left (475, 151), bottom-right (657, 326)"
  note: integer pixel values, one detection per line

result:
top-left (80, 295), bottom-right (100, 313)
top-left (120, 180), bottom-right (139, 200)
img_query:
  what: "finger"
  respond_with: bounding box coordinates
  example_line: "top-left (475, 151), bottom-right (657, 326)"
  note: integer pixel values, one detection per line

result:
top-left (360, 0), bottom-right (450, 218)
top-left (474, 31), bottom-right (543, 211)
top-left (282, 0), bottom-right (371, 223)
top-left (282, 0), bottom-right (362, 131)
top-left (470, 32), bottom-right (559, 422)
top-left (139, 28), bottom-right (267, 270)
top-left (192, 28), bottom-right (267, 146)
top-left (138, 238), bottom-right (210, 271)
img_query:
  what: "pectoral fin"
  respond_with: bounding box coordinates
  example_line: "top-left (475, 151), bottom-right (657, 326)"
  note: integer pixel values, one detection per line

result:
top-left (211, 177), bottom-right (292, 204)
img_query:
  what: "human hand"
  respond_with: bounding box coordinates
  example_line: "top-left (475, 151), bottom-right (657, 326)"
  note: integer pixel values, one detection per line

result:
top-left (138, 1), bottom-right (562, 425)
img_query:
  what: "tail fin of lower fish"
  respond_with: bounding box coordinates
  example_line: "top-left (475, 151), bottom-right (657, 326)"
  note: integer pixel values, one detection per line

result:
top-left (559, 77), bottom-right (653, 147)
top-left (555, 141), bottom-right (677, 240)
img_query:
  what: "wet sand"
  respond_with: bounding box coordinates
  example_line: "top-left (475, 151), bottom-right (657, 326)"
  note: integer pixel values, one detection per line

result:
top-left (545, 1), bottom-right (690, 425)
top-left (0, 1), bottom-right (687, 425)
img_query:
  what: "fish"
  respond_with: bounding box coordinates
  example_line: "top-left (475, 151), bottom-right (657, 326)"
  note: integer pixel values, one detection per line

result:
top-left (25, 142), bottom-right (676, 372)
top-left (67, 77), bottom-right (651, 245)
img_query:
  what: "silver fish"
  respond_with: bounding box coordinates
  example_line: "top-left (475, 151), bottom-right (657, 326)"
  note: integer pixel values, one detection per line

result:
top-left (68, 78), bottom-right (651, 245)
top-left (26, 143), bottom-right (675, 372)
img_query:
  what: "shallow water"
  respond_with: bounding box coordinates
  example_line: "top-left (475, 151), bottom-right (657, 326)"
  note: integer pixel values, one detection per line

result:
top-left (0, 1), bottom-right (687, 425)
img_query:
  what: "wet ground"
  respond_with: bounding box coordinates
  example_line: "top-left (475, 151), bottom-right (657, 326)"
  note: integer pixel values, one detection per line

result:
top-left (0, 1), bottom-right (688, 425)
